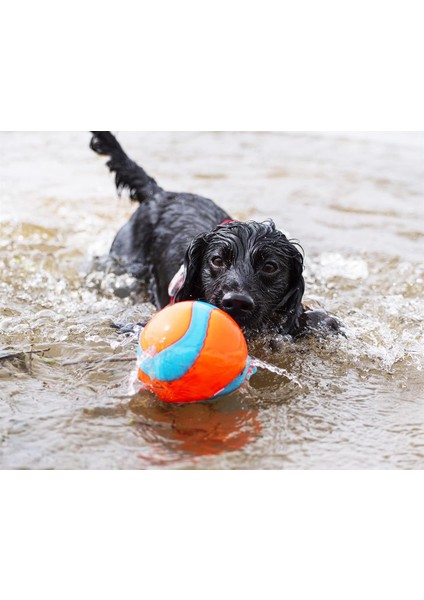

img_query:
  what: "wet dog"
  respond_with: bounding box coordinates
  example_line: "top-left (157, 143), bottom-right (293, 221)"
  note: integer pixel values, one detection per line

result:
top-left (90, 132), bottom-right (339, 338)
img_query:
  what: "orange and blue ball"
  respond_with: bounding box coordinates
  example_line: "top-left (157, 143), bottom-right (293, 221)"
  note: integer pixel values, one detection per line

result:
top-left (137, 301), bottom-right (256, 403)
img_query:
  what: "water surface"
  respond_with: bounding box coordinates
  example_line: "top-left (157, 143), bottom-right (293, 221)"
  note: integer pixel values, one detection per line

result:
top-left (1, 131), bottom-right (423, 469)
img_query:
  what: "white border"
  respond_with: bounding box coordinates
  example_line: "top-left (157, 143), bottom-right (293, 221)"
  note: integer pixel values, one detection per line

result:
top-left (2, 472), bottom-right (424, 599)
top-left (1, 1), bottom-right (423, 129)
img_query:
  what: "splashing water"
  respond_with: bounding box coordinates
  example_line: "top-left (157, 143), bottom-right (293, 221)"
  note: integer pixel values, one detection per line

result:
top-left (250, 357), bottom-right (302, 387)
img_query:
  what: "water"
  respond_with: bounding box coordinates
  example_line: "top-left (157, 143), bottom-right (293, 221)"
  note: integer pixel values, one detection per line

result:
top-left (1, 131), bottom-right (423, 469)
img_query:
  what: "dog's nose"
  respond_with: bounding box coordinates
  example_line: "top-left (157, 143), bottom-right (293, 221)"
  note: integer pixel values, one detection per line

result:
top-left (221, 292), bottom-right (255, 313)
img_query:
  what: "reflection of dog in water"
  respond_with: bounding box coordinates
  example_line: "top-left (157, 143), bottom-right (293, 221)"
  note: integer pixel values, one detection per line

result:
top-left (129, 396), bottom-right (261, 463)
top-left (90, 132), bottom-right (339, 339)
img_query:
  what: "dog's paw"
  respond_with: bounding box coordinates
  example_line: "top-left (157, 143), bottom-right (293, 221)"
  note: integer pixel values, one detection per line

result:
top-left (111, 321), bottom-right (147, 335)
top-left (299, 309), bottom-right (344, 337)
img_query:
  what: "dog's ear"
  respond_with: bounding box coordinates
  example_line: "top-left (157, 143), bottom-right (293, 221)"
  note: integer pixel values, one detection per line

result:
top-left (277, 244), bottom-right (305, 334)
top-left (173, 233), bottom-right (208, 302)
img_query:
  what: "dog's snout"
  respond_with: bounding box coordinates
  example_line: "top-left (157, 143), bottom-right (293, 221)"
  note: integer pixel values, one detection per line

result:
top-left (222, 292), bottom-right (255, 313)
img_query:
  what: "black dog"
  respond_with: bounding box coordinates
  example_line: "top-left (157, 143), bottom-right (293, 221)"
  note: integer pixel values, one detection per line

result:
top-left (90, 132), bottom-right (338, 338)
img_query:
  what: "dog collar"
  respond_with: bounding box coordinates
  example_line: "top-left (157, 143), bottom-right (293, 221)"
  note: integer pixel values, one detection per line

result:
top-left (168, 264), bottom-right (186, 303)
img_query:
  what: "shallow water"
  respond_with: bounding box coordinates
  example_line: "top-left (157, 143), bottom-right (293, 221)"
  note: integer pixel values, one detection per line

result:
top-left (1, 131), bottom-right (423, 469)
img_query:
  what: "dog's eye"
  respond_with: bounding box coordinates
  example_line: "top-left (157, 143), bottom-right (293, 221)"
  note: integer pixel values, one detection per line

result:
top-left (211, 256), bottom-right (225, 268)
top-left (262, 261), bottom-right (279, 274)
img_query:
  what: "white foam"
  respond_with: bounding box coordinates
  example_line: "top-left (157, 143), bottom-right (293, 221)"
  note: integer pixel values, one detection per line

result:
top-left (316, 252), bottom-right (369, 280)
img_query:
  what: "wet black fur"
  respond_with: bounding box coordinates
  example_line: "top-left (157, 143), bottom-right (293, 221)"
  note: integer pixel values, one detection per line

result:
top-left (90, 132), bottom-right (339, 338)
top-left (175, 220), bottom-right (305, 336)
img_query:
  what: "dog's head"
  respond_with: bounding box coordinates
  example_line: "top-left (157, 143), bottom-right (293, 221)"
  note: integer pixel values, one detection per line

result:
top-left (174, 220), bottom-right (305, 336)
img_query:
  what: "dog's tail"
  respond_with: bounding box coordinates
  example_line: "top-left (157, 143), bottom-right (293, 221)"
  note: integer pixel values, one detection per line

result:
top-left (90, 131), bottom-right (163, 202)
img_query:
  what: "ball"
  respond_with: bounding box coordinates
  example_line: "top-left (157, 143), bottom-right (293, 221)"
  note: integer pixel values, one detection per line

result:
top-left (137, 301), bottom-right (255, 403)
